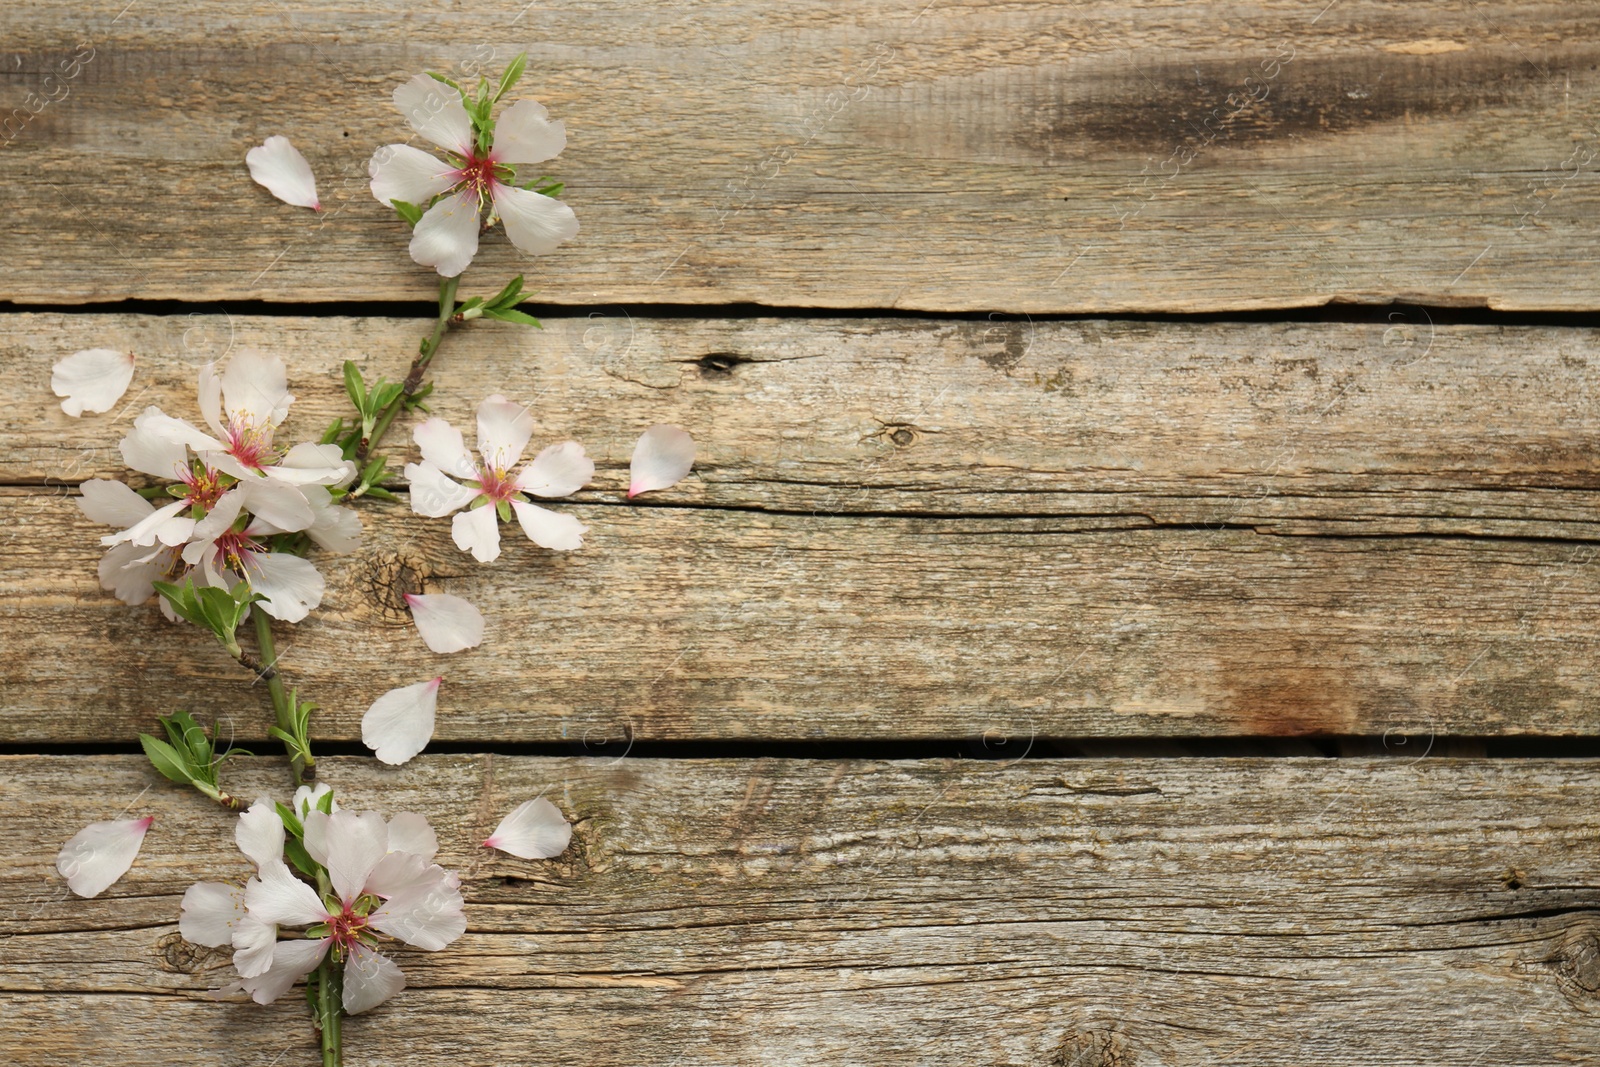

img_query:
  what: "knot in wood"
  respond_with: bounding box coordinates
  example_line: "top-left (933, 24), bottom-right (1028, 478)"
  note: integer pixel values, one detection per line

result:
top-left (1547, 925), bottom-right (1600, 1010)
top-left (156, 930), bottom-right (225, 974)
top-left (1052, 1029), bottom-right (1132, 1067)
top-left (360, 549), bottom-right (430, 620)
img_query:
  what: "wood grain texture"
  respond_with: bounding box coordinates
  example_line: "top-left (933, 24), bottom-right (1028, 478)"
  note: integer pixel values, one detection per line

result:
top-left (4, 2), bottom-right (1600, 311)
top-left (5, 755), bottom-right (1600, 1065)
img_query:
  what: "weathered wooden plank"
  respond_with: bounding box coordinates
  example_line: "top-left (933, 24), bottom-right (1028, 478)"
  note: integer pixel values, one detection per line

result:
top-left (4, 3), bottom-right (1600, 311)
top-left (3, 755), bottom-right (1599, 1065)
top-left (4, 481), bottom-right (1600, 743)
top-left (9, 313), bottom-right (1600, 534)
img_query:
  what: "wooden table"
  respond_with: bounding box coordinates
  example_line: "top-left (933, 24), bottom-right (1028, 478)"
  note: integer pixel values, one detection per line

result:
top-left (4, 3), bottom-right (1599, 1064)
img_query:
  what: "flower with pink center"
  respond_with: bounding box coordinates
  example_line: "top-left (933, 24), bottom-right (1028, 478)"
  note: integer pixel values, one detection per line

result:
top-left (403, 394), bottom-right (593, 562)
top-left (368, 73), bottom-right (578, 277)
top-left (181, 488), bottom-right (327, 623)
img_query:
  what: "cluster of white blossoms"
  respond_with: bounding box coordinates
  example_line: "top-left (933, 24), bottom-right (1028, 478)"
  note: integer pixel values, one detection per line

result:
top-left (75, 352), bottom-right (360, 623)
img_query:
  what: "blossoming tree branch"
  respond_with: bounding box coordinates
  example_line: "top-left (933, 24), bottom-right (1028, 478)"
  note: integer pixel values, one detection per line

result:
top-left (48, 56), bottom-right (694, 1067)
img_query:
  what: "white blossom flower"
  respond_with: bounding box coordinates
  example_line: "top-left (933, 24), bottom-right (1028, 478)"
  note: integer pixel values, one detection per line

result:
top-left (403, 395), bottom-right (592, 562)
top-left (52, 349), bottom-right (135, 417)
top-left (180, 799), bottom-right (286, 977)
top-left (362, 677), bottom-right (442, 766)
top-left (246, 136), bottom-right (322, 211)
top-left (56, 816), bottom-right (152, 898)
top-left (180, 488), bottom-right (326, 623)
top-left (368, 74), bottom-right (578, 276)
top-left (628, 424), bottom-right (696, 498)
top-left (483, 798), bottom-right (571, 860)
top-left (404, 592), bottom-right (483, 654)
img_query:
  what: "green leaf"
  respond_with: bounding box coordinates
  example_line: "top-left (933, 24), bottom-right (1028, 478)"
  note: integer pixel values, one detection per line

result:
top-left (391, 199), bottom-right (424, 228)
top-left (533, 182), bottom-right (565, 198)
top-left (483, 307), bottom-right (542, 328)
top-left (140, 734), bottom-right (194, 786)
top-left (153, 580), bottom-right (206, 628)
top-left (496, 498), bottom-right (513, 522)
top-left (370, 382), bottom-right (404, 411)
top-left (426, 71), bottom-right (462, 92)
top-left (316, 789), bottom-right (335, 815)
top-left (362, 485), bottom-right (400, 502)
top-left (454, 295), bottom-right (485, 316)
top-left (320, 416), bottom-right (346, 445)
top-left (275, 801), bottom-right (305, 838)
top-left (342, 361), bottom-right (368, 412)
top-left (283, 837), bottom-right (320, 880)
top-left (484, 275), bottom-right (524, 310)
top-left (493, 53), bottom-right (528, 103)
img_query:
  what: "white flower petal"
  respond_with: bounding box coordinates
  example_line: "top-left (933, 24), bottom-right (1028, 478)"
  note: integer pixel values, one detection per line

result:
top-left (179, 881), bottom-right (244, 948)
top-left (230, 913), bottom-right (279, 978)
top-left (97, 541), bottom-right (167, 605)
top-left (413, 417), bottom-right (479, 479)
top-left (266, 442), bottom-right (358, 487)
top-left (369, 142), bottom-right (458, 207)
top-left (491, 98), bottom-right (566, 165)
top-left (367, 874), bottom-right (466, 951)
top-left (384, 813), bottom-right (438, 862)
top-left (242, 551), bottom-right (325, 623)
top-left (246, 135), bottom-right (321, 210)
top-left (393, 73), bottom-right (473, 155)
top-left (403, 462), bottom-right (477, 518)
top-left (244, 860), bottom-right (326, 927)
top-left (240, 937), bottom-right (327, 1005)
top-left (343, 943), bottom-right (406, 1015)
top-left (198, 362), bottom-right (225, 438)
top-left (223, 351), bottom-right (294, 429)
top-left (409, 189), bottom-right (481, 277)
top-left (475, 394), bottom-right (535, 471)
top-left (628, 424), bottom-right (696, 497)
top-left (405, 592), bottom-right (484, 654)
top-left (304, 487), bottom-right (363, 554)
top-left (483, 798), bottom-right (571, 860)
top-left (301, 809), bottom-right (330, 868)
top-left (364, 850), bottom-right (435, 898)
top-left (236, 797), bottom-right (286, 871)
top-left (52, 349), bottom-right (135, 417)
top-left (324, 810), bottom-right (390, 905)
top-left (490, 182), bottom-right (579, 257)
top-left (185, 487), bottom-right (245, 551)
top-left (102, 498), bottom-right (193, 549)
top-left (120, 407), bottom-right (197, 479)
top-left (56, 817), bottom-right (152, 898)
top-left (362, 677), bottom-right (441, 766)
top-left (294, 783), bottom-right (337, 819)
top-left (451, 505), bottom-right (502, 562)
top-left (514, 441), bottom-right (593, 498)
top-left (237, 478), bottom-right (314, 532)
top-left (510, 499), bottom-right (586, 552)
top-left (77, 480), bottom-right (153, 528)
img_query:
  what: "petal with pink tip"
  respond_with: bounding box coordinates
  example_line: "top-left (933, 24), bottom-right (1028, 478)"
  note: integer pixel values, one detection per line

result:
top-left (483, 798), bottom-right (571, 860)
top-left (451, 504), bottom-right (502, 562)
top-left (246, 136), bottom-right (321, 210)
top-left (362, 677), bottom-right (441, 766)
top-left (392, 74), bottom-right (473, 155)
top-left (628, 424), bottom-right (696, 497)
top-left (514, 441), bottom-right (593, 498)
top-left (491, 98), bottom-right (566, 165)
top-left (55, 816), bottom-right (153, 898)
top-left (52, 349), bottom-right (135, 417)
top-left (368, 143), bottom-right (457, 207)
top-left (510, 499), bottom-right (586, 552)
top-left (410, 189), bottom-right (480, 277)
top-left (343, 943), bottom-right (406, 1014)
top-left (490, 182), bottom-right (579, 257)
top-left (405, 592), bottom-right (484, 654)
top-left (179, 881), bottom-right (245, 948)
top-left (77, 480), bottom-right (153, 528)
top-left (475, 394), bottom-right (535, 471)
top-left (413, 416), bottom-right (479, 479)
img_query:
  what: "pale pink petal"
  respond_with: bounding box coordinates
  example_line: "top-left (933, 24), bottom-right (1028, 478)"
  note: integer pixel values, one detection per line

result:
top-left (404, 462), bottom-right (478, 519)
top-left (230, 913), bottom-right (279, 978)
top-left (513, 441), bottom-right (593, 498)
top-left (385, 813), bottom-right (438, 862)
top-left (242, 551), bottom-right (325, 623)
top-left (451, 505), bottom-right (502, 562)
top-left (222, 351), bottom-right (294, 429)
top-left (97, 541), bottom-right (166, 605)
top-left (179, 881), bottom-right (245, 948)
top-left (100, 498), bottom-right (192, 549)
top-left (240, 937), bottom-right (328, 1005)
top-left (235, 797), bottom-right (285, 871)
top-left (491, 98), bottom-right (566, 165)
top-left (404, 592), bottom-right (484, 654)
top-left (52, 349), bottom-right (135, 417)
top-left (410, 188), bottom-right (480, 277)
top-left (483, 798), bottom-right (571, 860)
top-left (76, 480), bottom-right (153, 528)
top-left (237, 478), bottom-right (314, 533)
top-left (55, 816), bottom-right (152, 898)
top-left (364, 851), bottom-right (434, 898)
top-left (475, 394), bottom-right (535, 471)
top-left (246, 135), bottom-right (321, 210)
top-left (412, 417), bottom-right (479, 479)
top-left (324, 810), bottom-right (390, 906)
top-left (510, 499), bottom-right (586, 552)
top-left (628, 424), bottom-right (696, 498)
top-left (367, 874), bottom-right (466, 950)
top-left (393, 73), bottom-right (474, 155)
top-left (362, 677), bottom-right (441, 766)
top-left (369, 143), bottom-right (458, 207)
top-left (490, 182), bottom-right (579, 257)
top-left (120, 408), bottom-right (196, 479)
top-left (343, 943), bottom-right (406, 1014)
top-left (244, 860), bottom-right (326, 927)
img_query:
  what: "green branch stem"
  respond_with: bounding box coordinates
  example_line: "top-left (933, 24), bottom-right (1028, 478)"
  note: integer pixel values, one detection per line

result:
top-left (252, 611), bottom-right (314, 783)
top-left (355, 275), bottom-right (458, 468)
top-left (316, 954), bottom-right (344, 1067)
